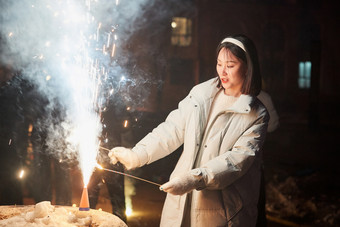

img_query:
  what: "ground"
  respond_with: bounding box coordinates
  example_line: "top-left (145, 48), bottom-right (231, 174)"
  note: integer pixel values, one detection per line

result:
top-left (262, 122), bottom-right (340, 227)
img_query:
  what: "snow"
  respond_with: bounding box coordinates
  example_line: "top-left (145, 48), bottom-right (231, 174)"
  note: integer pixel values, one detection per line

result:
top-left (0, 201), bottom-right (127, 227)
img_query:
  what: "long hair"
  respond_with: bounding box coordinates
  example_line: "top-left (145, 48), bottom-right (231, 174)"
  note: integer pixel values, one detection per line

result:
top-left (215, 34), bottom-right (262, 96)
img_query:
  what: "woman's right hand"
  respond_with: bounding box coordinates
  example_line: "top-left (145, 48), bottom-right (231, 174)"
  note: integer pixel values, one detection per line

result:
top-left (108, 147), bottom-right (141, 170)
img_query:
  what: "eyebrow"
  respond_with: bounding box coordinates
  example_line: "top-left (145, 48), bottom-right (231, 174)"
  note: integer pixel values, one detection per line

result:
top-left (217, 59), bottom-right (237, 63)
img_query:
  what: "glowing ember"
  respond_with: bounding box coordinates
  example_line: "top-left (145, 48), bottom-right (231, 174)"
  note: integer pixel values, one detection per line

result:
top-left (123, 120), bottom-right (128, 128)
top-left (125, 177), bottom-right (135, 217)
top-left (18, 169), bottom-right (25, 179)
top-left (96, 163), bottom-right (104, 170)
top-left (125, 207), bottom-right (133, 217)
top-left (111, 43), bottom-right (116, 57)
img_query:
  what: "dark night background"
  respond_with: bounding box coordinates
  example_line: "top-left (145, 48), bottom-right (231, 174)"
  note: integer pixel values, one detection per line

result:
top-left (0, 0), bottom-right (339, 226)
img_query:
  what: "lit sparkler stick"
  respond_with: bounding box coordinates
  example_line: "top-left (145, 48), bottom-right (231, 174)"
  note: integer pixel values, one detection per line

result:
top-left (96, 164), bottom-right (161, 187)
top-left (99, 146), bottom-right (111, 152)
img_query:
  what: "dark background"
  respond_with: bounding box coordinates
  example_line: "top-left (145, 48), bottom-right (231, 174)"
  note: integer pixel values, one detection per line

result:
top-left (0, 0), bottom-right (339, 226)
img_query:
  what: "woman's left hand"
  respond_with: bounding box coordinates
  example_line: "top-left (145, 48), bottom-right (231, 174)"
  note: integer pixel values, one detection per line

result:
top-left (160, 169), bottom-right (205, 195)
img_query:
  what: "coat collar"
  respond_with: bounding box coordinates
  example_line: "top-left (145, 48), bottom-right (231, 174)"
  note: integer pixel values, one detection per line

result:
top-left (191, 78), bottom-right (255, 114)
top-left (207, 79), bottom-right (254, 114)
top-left (227, 94), bottom-right (254, 114)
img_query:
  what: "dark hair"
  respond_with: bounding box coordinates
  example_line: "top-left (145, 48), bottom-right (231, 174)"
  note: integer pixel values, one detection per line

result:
top-left (215, 34), bottom-right (262, 96)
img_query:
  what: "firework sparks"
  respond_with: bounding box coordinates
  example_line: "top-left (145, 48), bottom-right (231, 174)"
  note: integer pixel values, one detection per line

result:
top-left (1, 0), bottom-right (120, 187)
top-left (18, 169), bottom-right (25, 179)
top-left (1, 0), bottom-right (152, 211)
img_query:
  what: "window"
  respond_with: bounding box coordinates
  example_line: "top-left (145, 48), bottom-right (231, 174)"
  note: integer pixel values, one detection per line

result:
top-left (171, 17), bottom-right (192, 47)
top-left (298, 61), bottom-right (311, 89)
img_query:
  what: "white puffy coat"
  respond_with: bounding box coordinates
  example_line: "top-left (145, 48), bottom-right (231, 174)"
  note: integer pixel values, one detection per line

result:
top-left (133, 78), bottom-right (269, 227)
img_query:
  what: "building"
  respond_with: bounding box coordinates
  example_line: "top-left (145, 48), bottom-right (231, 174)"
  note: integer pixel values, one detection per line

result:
top-left (126, 0), bottom-right (338, 129)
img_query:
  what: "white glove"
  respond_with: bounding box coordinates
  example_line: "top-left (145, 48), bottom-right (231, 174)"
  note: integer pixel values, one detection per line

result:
top-left (108, 147), bottom-right (141, 170)
top-left (160, 169), bottom-right (206, 195)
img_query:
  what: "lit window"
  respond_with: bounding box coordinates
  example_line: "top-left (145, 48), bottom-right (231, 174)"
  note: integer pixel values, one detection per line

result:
top-left (298, 61), bottom-right (311, 89)
top-left (171, 17), bottom-right (192, 46)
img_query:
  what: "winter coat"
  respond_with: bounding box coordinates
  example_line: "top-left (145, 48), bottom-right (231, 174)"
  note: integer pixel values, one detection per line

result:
top-left (257, 91), bottom-right (279, 132)
top-left (133, 78), bottom-right (269, 227)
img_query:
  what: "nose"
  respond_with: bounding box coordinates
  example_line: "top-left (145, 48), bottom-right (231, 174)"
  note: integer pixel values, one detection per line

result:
top-left (222, 64), bottom-right (228, 75)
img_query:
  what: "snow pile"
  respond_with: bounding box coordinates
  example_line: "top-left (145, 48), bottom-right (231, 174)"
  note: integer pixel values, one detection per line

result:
top-left (0, 201), bottom-right (126, 227)
top-left (0, 201), bottom-right (90, 227)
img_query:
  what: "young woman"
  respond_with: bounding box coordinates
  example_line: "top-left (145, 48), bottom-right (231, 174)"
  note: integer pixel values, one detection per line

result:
top-left (109, 34), bottom-right (269, 227)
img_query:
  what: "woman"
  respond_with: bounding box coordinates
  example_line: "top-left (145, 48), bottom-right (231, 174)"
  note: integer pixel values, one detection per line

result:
top-left (109, 34), bottom-right (269, 227)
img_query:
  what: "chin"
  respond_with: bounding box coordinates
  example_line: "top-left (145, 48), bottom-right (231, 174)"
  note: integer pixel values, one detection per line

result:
top-left (222, 85), bottom-right (230, 90)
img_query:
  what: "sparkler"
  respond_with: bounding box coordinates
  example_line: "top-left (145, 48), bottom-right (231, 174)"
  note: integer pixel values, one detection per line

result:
top-left (96, 164), bottom-right (161, 187)
top-left (98, 145), bottom-right (161, 187)
top-left (99, 146), bottom-right (111, 152)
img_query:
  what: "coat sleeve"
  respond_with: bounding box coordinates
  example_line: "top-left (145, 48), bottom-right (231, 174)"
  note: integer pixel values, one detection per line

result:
top-left (132, 95), bottom-right (193, 165)
top-left (257, 91), bottom-right (279, 132)
top-left (201, 111), bottom-right (268, 190)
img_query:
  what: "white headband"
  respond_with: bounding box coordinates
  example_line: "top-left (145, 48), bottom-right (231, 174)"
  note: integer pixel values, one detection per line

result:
top-left (221, 37), bottom-right (246, 52)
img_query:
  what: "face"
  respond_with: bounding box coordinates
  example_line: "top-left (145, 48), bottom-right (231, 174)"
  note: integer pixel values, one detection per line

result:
top-left (216, 47), bottom-right (246, 96)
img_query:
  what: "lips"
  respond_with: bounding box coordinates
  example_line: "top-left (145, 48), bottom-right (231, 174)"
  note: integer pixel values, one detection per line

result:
top-left (221, 78), bottom-right (228, 83)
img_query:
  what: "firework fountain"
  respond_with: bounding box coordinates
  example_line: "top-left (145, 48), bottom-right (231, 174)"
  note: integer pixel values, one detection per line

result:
top-left (0, 0), bottom-right (151, 213)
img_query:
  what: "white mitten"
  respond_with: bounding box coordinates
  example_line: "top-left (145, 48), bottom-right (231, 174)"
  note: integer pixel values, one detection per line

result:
top-left (160, 169), bottom-right (206, 195)
top-left (108, 147), bottom-right (141, 170)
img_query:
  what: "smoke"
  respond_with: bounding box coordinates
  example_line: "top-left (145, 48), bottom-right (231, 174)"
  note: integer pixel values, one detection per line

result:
top-left (0, 0), bottom-right (197, 186)
top-left (0, 0), bottom-right (153, 184)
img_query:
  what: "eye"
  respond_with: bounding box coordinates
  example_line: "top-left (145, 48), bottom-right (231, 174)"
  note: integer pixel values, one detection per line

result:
top-left (227, 65), bottom-right (234, 68)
